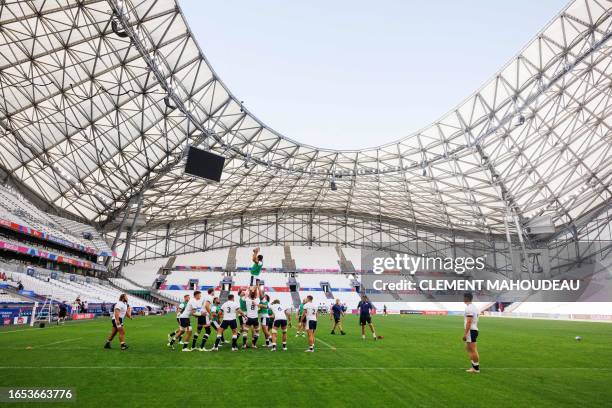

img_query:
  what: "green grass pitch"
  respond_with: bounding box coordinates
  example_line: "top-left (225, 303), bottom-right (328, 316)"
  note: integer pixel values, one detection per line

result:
top-left (0, 314), bottom-right (611, 407)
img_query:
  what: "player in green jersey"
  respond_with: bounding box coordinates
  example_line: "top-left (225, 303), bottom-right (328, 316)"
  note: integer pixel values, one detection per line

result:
top-left (295, 298), bottom-right (306, 337)
top-left (259, 294), bottom-right (273, 347)
top-left (250, 247), bottom-right (263, 285)
top-left (238, 289), bottom-right (249, 347)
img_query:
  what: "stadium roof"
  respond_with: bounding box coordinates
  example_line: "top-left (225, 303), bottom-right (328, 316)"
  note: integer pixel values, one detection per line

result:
top-left (0, 0), bottom-right (610, 237)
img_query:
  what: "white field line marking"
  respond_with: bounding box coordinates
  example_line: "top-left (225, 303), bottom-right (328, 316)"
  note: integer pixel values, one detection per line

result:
top-left (29, 337), bottom-right (82, 349)
top-left (316, 337), bottom-right (336, 350)
top-left (0, 320), bottom-right (104, 334)
top-left (0, 366), bottom-right (609, 371)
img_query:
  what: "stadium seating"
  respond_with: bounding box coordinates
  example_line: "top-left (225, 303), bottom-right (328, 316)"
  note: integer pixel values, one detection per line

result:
top-left (511, 302), bottom-right (612, 316)
top-left (121, 258), bottom-right (169, 286)
top-left (0, 185), bottom-right (111, 254)
top-left (109, 278), bottom-right (147, 291)
top-left (4, 270), bottom-right (156, 308)
top-left (0, 291), bottom-right (28, 303)
top-left (291, 246), bottom-right (340, 271)
top-left (174, 249), bottom-right (229, 269)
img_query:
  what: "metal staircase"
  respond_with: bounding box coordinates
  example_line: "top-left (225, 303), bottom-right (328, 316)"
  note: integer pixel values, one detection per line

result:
top-left (321, 281), bottom-right (335, 299)
top-left (225, 247), bottom-right (237, 271)
top-left (219, 275), bottom-right (233, 303)
top-left (282, 245), bottom-right (296, 271)
top-left (287, 275), bottom-right (301, 307)
top-left (336, 246), bottom-right (356, 273)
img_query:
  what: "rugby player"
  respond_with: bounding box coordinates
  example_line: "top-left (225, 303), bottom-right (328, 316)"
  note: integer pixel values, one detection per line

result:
top-left (250, 247), bottom-right (263, 286)
top-left (104, 294), bottom-right (131, 350)
top-left (270, 299), bottom-right (291, 351)
top-left (244, 287), bottom-right (261, 348)
top-left (259, 294), bottom-right (273, 347)
top-left (295, 298), bottom-right (306, 337)
top-left (179, 290), bottom-right (204, 351)
top-left (191, 290), bottom-right (213, 351)
top-left (167, 294), bottom-right (190, 349)
top-left (210, 297), bottom-right (227, 346)
top-left (238, 289), bottom-right (249, 348)
top-left (212, 294), bottom-right (245, 351)
top-left (330, 298), bottom-right (346, 335)
top-left (302, 295), bottom-right (317, 352)
top-left (357, 295), bottom-right (377, 340)
top-left (462, 292), bottom-right (480, 373)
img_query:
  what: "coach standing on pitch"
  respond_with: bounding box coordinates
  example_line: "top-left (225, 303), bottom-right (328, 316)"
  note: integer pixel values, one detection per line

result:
top-left (357, 295), bottom-right (377, 340)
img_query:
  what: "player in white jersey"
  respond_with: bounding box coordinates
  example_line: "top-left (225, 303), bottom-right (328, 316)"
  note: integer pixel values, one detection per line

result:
top-left (269, 299), bottom-right (291, 351)
top-left (244, 287), bottom-right (261, 348)
top-left (167, 294), bottom-right (190, 349)
top-left (192, 288), bottom-right (215, 351)
top-left (179, 291), bottom-right (203, 351)
top-left (302, 295), bottom-right (318, 352)
top-left (462, 292), bottom-right (480, 373)
top-left (104, 294), bottom-right (131, 350)
top-left (212, 294), bottom-right (245, 351)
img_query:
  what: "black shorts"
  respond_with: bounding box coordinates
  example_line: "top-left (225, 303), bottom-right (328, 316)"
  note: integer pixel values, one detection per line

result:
top-left (308, 320), bottom-right (317, 331)
top-left (239, 315), bottom-right (247, 326)
top-left (273, 319), bottom-right (288, 328)
top-left (112, 317), bottom-right (123, 328)
top-left (221, 320), bottom-right (238, 330)
top-left (260, 316), bottom-right (273, 328)
top-left (197, 315), bottom-right (209, 326)
top-left (333, 315), bottom-right (341, 323)
top-left (179, 317), bottom-right (191, 329)
top-left (466, 329), bottom-right (479, 343)
top-left (359, 315), bottom-right (372, 326)
top-left (246, 317), bottom-right (259, 327)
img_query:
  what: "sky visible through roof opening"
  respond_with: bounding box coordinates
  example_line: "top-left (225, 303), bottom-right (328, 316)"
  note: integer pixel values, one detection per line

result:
top-left (180, 0), bottom-right (565, 150)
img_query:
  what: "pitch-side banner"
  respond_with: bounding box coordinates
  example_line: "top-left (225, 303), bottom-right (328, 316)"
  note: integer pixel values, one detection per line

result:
top-left (360, 245), bottom-right (611, 302)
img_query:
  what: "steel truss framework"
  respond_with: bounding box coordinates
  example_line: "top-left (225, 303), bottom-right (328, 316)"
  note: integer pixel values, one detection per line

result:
top-left (0, 0), bottom-right (610, 270)
top-left (117, 206), bottom-right (611, 278)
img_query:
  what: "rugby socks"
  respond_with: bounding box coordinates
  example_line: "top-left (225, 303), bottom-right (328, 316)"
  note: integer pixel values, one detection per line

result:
top-left (202, 327), bottom-right (210, 348)
top-left (214, 335), bottom-right (222, 349)
top-left (232, 334), bottom-right (238, 348)
top-left (242, 333), bottom-right (248, 346)
top-left (169, 331), bottom-right (176, 338)
top-left (200, 333), bottom-right (209, 348)
top-left (191, 333), bottom-right (199, 349)
top-left (282, 342), bottom-right (287, 350)
top-left (265, 336), bottom-right (270, 346)
top-left (271, 342), bottom-right (276, 351)
top-left (182, 341), bottom-right (189, 350)
top-left (471, 361), bottom-right (480, 371)
top-left (373, 333), bottom-right (377, 339)
top-left (252, 334), bottom-right (259, 346)
top-left (308, 345), bottom-right (314, 352)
